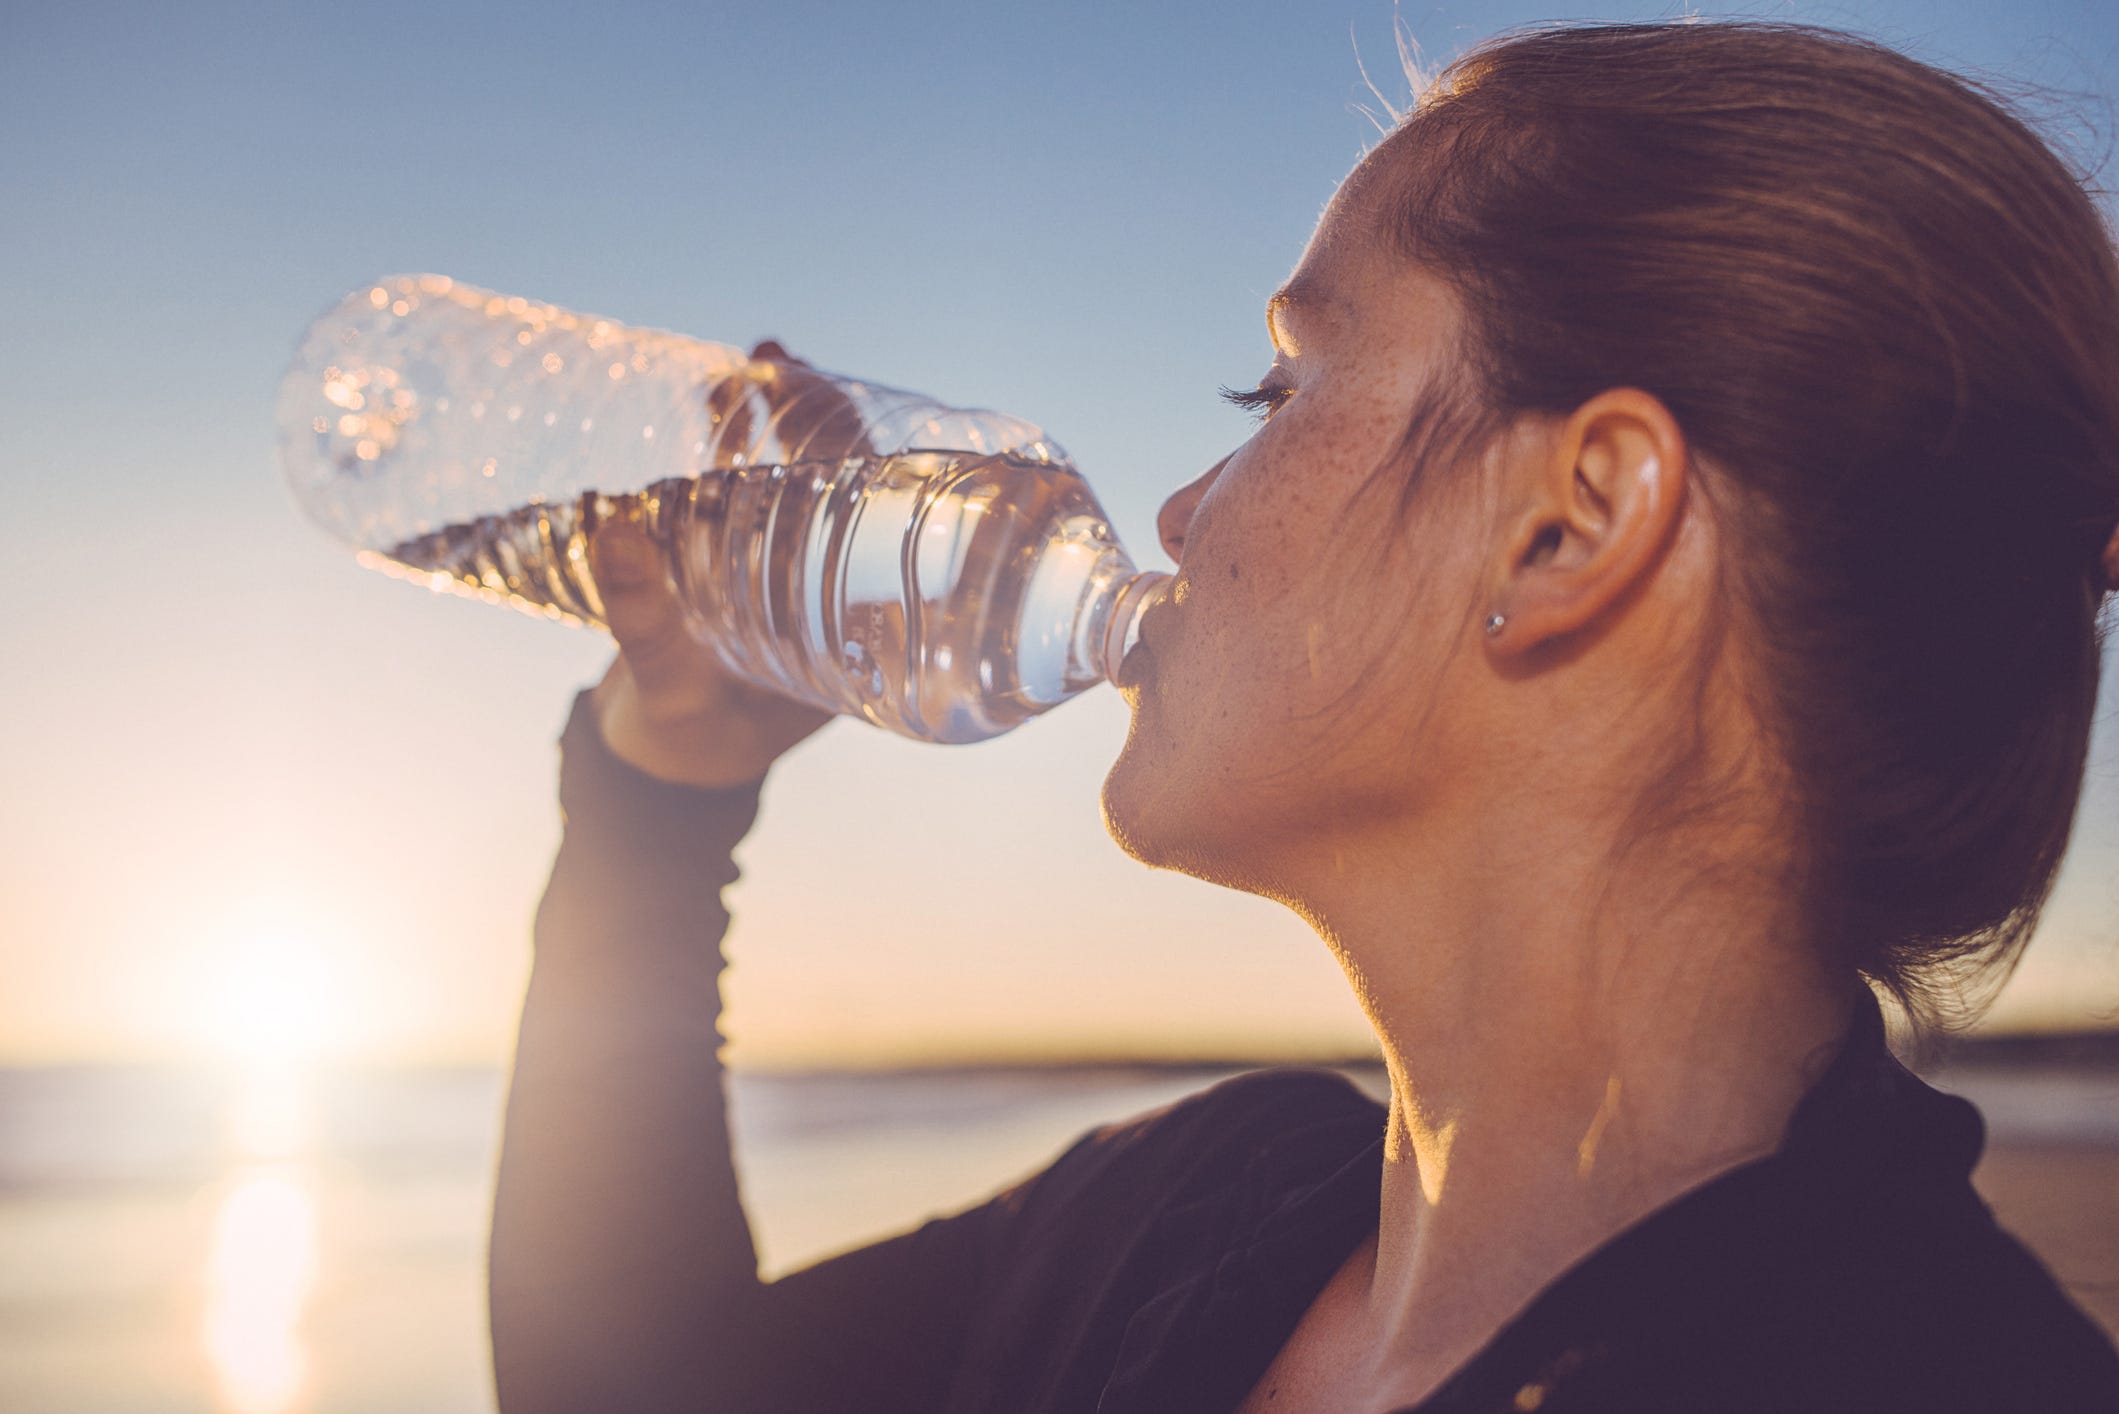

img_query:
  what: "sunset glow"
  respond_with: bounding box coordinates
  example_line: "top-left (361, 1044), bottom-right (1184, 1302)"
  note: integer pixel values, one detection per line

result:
top-left (203, 1169), bottom-right (318, 1414)
top-left (3, 6), bottom-right (2117, 1414)
top-left (198, 916), bottom-right (356, 1068)
top-left (0, 0), bottom-right (2113, 1092)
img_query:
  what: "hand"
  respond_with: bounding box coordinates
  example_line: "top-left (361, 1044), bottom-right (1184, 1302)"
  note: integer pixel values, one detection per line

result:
top-left (586, 340), bottom-right (847, 787)
top-left (704, 338), bottom-right (878, 467)
top-left (587, 519), bottom-right (833, 787)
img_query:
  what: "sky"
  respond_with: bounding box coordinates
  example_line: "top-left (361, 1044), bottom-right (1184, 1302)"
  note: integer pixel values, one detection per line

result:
top-left (5, 0), bottom-right (2119, 1068)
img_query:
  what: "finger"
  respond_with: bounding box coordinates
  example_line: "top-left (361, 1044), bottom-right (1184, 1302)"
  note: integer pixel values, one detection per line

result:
top-left (587, 524), bottom-right (694, 680)
top-left (743, 343), bottom-right (874, 462)
top-left (706, 368), bottom-right (759, 467)
top-left (749, 338), bottom-right (803, 367)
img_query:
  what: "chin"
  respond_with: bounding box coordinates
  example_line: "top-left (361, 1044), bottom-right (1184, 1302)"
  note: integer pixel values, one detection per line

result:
top-left (1099, 737), bottom-right (1163, 866)
top-left (1100, 726), bottom-right (1197, 871)
top-left (1100, 733), bottom-right (1254, 887)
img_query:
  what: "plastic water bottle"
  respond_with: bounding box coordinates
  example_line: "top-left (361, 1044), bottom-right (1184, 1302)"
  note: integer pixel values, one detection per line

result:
top-left (276, 275), bottom-right (1169, 744)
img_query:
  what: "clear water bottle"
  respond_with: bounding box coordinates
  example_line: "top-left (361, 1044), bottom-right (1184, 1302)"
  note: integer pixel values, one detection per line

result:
top-left (276, 274), bottom-right (1170, 744)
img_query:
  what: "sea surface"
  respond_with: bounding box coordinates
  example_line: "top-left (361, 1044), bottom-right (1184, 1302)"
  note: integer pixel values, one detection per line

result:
top-left (1, 1056), bottom-right (2113, 1414)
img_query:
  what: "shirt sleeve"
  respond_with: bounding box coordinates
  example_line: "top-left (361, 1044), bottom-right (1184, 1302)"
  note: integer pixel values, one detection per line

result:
top-left (488, 690), bottom-right (1014, 1414)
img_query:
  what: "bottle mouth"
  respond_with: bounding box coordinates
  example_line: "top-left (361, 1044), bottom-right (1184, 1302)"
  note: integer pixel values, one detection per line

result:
top-left (1100, 571), bottom-right (1173, 683)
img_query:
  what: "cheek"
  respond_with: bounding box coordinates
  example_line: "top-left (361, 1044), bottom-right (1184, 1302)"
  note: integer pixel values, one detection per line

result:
top-left (1152, 396), bottom-right (1455, 723)
top-left (1198, 489), bottom-right (1389, 698)
top-left (1178, 447), bottom-right (1320, 617)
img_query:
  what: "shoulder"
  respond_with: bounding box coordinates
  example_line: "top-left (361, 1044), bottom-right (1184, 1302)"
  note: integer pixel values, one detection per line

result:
top-left (1813, 1212), bottom-right (2118, 1409)
top-left (1099, 1065), bottom-right (1382, 1140)
top-left (1084, 1066), bottom-right (1382, 1168)
top-left (1724, 999), bottom-right (2119, 1407)
top-left (1695, 1182), bottom-right (2119, 1411)
top-left (1005, 1067), bottom-right (1383, 1230)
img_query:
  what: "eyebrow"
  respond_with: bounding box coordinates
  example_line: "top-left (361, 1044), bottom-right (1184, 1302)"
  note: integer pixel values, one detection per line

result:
top-left (1266, 278), bottom-right (1331, 355)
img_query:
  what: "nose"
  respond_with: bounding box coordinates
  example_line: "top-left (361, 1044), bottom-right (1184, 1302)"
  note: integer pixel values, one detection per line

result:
top-left (1157, 458), bottom-right (1226, 564)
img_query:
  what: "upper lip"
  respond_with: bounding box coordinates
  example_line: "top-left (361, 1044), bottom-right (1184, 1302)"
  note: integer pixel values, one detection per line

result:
top-left (1136, 601), bottom-right (1171, 650)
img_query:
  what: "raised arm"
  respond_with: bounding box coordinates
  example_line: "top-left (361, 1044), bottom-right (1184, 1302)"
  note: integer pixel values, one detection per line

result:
top-left (485, 418), bottom-right (837, 1404)
top-left (491, 344), bottom-right (1076, 1409)
top-left (489, 685), bottom-right (770, 1412)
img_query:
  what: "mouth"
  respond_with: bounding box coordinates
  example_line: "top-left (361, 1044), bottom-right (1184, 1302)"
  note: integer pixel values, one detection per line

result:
top-left (1111, 601), bottom-right (1175, 695)
top-left (1136, 599), bottom-right (1173, 649)
top-left (1112, 636), bottom-right (1152, 694)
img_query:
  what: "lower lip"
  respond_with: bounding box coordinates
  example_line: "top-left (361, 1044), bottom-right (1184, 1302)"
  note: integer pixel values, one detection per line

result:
top-left (1115, 601), bottom-right (1175, 691)
top-left (1112, 639), bottom-right (1153, 693)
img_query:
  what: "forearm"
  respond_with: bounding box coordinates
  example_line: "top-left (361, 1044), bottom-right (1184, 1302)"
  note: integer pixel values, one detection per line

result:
top-left (489, 689), bottom-right (765, 1414)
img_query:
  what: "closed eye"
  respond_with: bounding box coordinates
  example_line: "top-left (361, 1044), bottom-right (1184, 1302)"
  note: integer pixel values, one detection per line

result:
top-left (1219, 381), bottom-right (1294, 423)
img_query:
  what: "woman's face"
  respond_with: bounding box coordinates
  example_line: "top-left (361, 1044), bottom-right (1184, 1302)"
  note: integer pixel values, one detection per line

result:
top-left (1102, 153), bottom-right (1502, 892)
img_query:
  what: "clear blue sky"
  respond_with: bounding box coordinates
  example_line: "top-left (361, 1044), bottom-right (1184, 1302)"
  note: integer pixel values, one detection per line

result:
top-left (5, 1), bottom-right (2118, 1064)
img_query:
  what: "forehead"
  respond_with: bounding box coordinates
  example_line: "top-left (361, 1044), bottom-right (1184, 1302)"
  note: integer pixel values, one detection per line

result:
top-left (1284, 124), bottom-right (1438, 288)
top-left (1279, 153), bottom-right (1452, 344)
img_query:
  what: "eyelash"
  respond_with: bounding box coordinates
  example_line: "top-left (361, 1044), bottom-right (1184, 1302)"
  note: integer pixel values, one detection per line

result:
top-left (1219, 381), bottom-right (1294, 424)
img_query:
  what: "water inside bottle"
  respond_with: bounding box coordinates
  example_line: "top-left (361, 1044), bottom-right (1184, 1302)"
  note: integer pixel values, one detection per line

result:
top-left (373, 452), bottom-right (1141, 743)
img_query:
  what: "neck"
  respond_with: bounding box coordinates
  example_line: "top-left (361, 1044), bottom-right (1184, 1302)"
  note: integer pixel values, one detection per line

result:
top-left (1296, 809), bottom-right (1855, 1401)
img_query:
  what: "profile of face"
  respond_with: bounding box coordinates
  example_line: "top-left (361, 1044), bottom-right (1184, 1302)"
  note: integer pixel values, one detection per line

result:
top-left (1102, 141), bottom-right (1507, 897)
top-left (1106, 22), bottom-right (2119, 1045)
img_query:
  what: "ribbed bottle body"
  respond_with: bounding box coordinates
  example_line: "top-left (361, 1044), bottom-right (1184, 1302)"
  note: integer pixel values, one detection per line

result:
top-left (279, 275), bottom-right (1166, 744)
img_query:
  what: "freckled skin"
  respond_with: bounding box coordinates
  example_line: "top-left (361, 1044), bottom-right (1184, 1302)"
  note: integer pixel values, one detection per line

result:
top-left (1102, 129), bottom-right (1852, 1414)
top-left (1101, 170), bottom-right (1489, 899)
top-left (573, 118), bottom-right (1861, 1414)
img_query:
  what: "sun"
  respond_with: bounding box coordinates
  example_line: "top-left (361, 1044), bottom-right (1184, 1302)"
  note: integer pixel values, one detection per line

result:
top-left (218, 936), bottom-right (330, 1064)
top-left (206, 917), bottom-right (349, 1067)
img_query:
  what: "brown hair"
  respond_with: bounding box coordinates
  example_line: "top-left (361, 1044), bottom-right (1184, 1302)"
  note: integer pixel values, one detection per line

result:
top-left (1384, 22), bottom-right (2119, 1027)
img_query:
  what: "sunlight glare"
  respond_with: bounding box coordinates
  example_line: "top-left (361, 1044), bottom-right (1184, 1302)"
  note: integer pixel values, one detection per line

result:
top-left (212, 930), bottom-right (335, 1066)
top-left (224, 1063), bottom-right (314, 1163)
top-left (203, 1169), bottom-right (319, 1414)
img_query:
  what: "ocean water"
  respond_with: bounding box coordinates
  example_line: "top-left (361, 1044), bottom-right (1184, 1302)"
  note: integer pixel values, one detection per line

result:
top-left (0, 1062), bottom-right (1255, 1414)
top-left (0, 1058), bottom-right (2112, 1414)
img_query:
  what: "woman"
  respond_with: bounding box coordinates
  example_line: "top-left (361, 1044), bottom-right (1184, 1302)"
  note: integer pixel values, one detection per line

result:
top-left (490, 21), bottom-right (2119, 1413)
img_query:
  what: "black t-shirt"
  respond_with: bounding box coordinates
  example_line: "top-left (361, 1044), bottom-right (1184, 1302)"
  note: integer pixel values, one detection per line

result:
top-left (488, 690), bottom-right (2119, 1413)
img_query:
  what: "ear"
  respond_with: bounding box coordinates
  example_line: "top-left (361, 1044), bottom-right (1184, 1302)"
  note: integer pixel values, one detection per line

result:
top-left (1485, 388), bottom-right (1687, 652)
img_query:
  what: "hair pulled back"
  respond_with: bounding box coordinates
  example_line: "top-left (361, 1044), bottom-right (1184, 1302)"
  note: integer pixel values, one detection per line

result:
top-left (1388, 22), bottom-right (2119, 1026)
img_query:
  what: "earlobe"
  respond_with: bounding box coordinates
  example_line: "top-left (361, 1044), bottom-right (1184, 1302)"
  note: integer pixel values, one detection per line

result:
top-left (1484, 389), bottom-right (1687, 653)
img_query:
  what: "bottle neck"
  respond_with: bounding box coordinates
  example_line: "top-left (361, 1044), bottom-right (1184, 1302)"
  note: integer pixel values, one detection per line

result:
top-left (1093, 568), bottom-right (1172, 684)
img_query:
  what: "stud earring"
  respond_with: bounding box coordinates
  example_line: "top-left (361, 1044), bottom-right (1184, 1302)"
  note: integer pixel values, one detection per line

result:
top-left (1484, 613), bottom-right (1507, 637)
